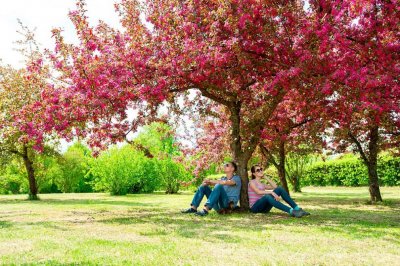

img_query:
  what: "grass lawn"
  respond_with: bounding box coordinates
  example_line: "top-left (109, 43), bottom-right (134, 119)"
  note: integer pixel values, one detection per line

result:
top-left (0, 187), bottom-right (399, 265)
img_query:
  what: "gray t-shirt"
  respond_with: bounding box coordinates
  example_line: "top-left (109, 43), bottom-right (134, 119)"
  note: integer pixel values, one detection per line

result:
top-left (221, 175), bottom-right (241, 206)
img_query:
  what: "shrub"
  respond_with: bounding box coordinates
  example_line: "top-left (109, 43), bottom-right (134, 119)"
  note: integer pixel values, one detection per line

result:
top-left (156, 159), bottom-right (192, 194)
top-left (0, 160), bottom-right (28, 194)
top-left (303, 154), bottom-right (400, 186)
top-left (56, 142), bottom-right (93, 193)
top-left (90, 145), bottom-right (161, 195)
top-left (35, 155), bottom-right (63, 193)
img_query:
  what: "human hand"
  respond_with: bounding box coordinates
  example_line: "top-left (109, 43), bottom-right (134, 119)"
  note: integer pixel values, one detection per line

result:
top-left (271, 192), bottom-right (281, 201)
top-left (202, 179), bottom-right (210, 186)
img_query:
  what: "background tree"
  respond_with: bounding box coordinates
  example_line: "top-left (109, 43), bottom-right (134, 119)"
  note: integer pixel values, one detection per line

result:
top-left (311, 0), bottom-right (400, 201)
top-left (258, 91), bottom-right (326, 193)
top-left (0, 24), bottom-right (57, 199)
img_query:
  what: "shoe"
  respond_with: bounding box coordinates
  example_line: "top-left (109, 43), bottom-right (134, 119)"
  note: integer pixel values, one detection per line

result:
top-left (291, 209), bottom-right (305, 218)
top-left (181, 208), bottom-right (197, 214)
top-left (195, 209), bottom-right (209, 216)
top-left (299, 208), bottom-right (310, 216)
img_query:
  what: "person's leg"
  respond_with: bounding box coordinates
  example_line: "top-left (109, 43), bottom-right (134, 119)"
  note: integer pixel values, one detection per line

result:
top-left (256, 194), bottom-right (292, 213)
top-left (216, 187), bottom-right (230, 212)
top-left (250, 196), bottom-right (273, 213)
top-left (190, 185), bottom-right (212, 209)
top-left (204, 184), bottom-right (228, 211)
top-left (273, 186), bottom-right (299, 209)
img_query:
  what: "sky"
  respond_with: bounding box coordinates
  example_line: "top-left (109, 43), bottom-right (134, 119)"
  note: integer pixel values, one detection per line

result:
top-left (0, 0), bottom-right (120, 68)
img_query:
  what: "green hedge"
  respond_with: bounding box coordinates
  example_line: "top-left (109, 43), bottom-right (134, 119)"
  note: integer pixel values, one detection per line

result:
top-left (303, 155), bottom-right (400, 186)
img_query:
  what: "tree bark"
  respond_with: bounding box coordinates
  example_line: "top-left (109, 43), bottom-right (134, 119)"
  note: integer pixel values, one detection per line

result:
top-left (366, 126), bottom-right (382, 202)
top-left (349, 126), bottom-right (383, 202)
top-left (22, 145), bottom-right (39, 200)
top-left (289, 176), bottom-right (301, 192)
top-left (235, 156), bottom-right (250, 210)
top-left (229, 101), bottom-right (253, 210)
top-left (277, 140), bottom-right (290, 194)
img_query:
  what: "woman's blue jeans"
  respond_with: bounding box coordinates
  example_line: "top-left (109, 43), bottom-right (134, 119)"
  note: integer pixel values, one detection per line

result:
top-left (250, 186), bottom-right (298, 213)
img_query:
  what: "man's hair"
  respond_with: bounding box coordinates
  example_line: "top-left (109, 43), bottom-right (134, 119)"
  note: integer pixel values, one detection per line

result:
top-left (230, 161), bottom-right (238, 172)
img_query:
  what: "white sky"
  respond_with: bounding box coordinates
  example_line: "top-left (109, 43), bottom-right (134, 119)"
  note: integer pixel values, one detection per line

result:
top-left (0, 0), bottom-right (120, 68)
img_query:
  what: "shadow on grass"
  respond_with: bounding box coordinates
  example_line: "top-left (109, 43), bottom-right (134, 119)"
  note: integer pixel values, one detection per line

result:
top-left (1, 191), bottom-right (399, 245)
top-left (0, 220), bottom-right (13, 229)
top-left (293, 191), bottom-right (400, 211)
top-left (94, 202), bottom-right (400, 245)
top-left (0, 198), bottom-right (158, 208)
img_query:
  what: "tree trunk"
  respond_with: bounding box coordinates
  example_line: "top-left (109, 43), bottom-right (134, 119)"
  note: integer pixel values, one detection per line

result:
top-left (22, 146), bottom-right (39, 200)
top-left (235, 156), bottom-right (250, 210)
top-left (289, 175), bottom-right (302, 192)
top-left (366, 126), bottom-right (382, 202)
top-left (278, 141), bottom-right (290, 194)
top-left (229, 102), bottom-right (254, 210)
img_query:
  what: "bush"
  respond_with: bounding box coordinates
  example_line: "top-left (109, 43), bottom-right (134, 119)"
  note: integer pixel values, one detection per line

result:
top-left (303, 154), bottom-right (400, 186)
top-left (56, 142), bottom-right (93, 193)
top-left (156, 159), bottom-right (191, 194)
top-left (0, 173), bottom-right (24, 194)
top-left (0, 160), bottom-right (28, 194)
top-left (90, 145), bottom-right (160, 195)
top-left (378, 155), bottom-right (400, 186)
top-left (35, 155), bottom-right (63, 193)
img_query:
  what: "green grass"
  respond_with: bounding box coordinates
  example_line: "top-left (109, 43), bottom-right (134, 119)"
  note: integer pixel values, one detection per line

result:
top-left (0, 187), bottom-right (399, 265)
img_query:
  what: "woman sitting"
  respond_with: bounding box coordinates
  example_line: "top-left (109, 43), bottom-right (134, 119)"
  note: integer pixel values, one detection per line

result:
top-left (248, 164), bottom-right (310, 217)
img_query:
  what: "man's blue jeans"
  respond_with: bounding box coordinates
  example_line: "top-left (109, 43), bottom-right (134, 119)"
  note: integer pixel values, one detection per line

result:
top-left (250, 186), bottom-right (298, 213)
top-left (191, 184), bottom-right (229, 211)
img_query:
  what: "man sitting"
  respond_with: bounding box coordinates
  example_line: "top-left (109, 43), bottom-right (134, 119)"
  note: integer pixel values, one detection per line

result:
top-left (181, 161), bottom-right (241, 216)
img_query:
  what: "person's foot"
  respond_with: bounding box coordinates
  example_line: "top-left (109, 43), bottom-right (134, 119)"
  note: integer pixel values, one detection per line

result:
top-left (195, 209), bottom-right (209, 216)
top-left (299, 208), bottom-right (310, 216)
top-left (291, 209), bottom-right (305, 218)
top-left (181, 208), bottom-right (197, 214)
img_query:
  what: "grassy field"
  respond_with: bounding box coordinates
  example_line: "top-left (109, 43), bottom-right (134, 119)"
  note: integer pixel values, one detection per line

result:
top-left (0, 187), bottom-right (399, 266)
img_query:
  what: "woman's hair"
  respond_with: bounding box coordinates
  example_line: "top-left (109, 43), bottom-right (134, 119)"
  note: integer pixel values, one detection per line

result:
top-left (230, 161), bottom-right (238, 172)
top-left (250, 165), bottom-right (259, 180)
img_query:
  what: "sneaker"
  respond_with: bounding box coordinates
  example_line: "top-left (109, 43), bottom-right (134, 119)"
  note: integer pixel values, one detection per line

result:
top-left (181, 208), bottom-right (197, 214)
top-left (299, 208), bottom-right (310, 216)
top-left (195, 209), bottom-right (209, 216)
top-left (291, 209), bottom-right (305, 218)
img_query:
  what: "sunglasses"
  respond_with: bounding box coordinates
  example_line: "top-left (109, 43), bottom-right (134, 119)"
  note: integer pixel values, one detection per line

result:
top-left (255, 168), bottom-right (263, 173)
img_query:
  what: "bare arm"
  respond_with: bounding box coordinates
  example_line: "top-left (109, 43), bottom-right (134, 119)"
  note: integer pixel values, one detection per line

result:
top-left (263, 175), bottom-right (278, 189)
top-left (250, 180), bottom-right (280, 201)
top-left (206, 179), bottom-right (236, 186)
top-left (249, 181), bottom-right (275, 195)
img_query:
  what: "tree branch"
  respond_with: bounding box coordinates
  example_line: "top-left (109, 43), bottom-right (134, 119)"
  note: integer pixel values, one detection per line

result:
top-left (290, 117), bottom-right (313, 130)
top-left (259, 144), bottom-right (279, 168)
top-left (199, 88), bottom-right (231, 106)
top-left (348, 131), bottom-right (369, 164)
